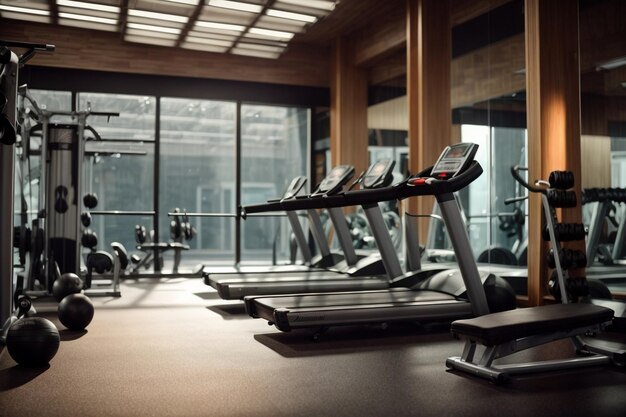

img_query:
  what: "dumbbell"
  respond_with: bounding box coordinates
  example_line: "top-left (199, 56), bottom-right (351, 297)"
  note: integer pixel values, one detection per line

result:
top-left (542, 223), bottom-right (586, 241)
top-left (546, 248), bottom-right (587, 269)
top-left (81, 229), bottom-right (98, 249)
top-left (546, 189), bottom-right (577, 208)
top-left (548, 171), bottom-right (574, 190)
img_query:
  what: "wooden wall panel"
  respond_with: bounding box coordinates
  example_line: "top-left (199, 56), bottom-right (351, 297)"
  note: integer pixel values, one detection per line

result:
top-left (451, 0), bottom-right (513, 26)
top-left (352, 6), bottom-right (406, 67)
top-left (451, 34), bottom-right (526, 108)
top-left (330, 37), bottom-right (369, 177)
top-left (0, 20), bottom-right (329, 87)
top-left (525, 0), bottom-right (582, 306)
top-left (407, 0), bottom-right (452, 241)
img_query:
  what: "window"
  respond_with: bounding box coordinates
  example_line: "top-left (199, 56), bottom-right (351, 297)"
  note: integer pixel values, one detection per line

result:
top-left (240, 104), bottom-right (309, 264)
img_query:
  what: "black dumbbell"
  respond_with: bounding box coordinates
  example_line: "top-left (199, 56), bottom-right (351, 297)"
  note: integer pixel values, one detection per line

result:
top-left (547, 189), bottom-right (577, 208)
top-left (549, 171), bottom-right (575, 190)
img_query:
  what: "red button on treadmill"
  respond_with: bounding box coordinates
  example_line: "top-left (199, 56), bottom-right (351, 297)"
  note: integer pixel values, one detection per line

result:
top-left (409, 178), bottom-right (426, 185)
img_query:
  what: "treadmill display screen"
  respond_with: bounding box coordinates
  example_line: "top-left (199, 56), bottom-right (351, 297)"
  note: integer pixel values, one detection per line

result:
top-left (317, 165), bottom-right (354, 193)
top-left (362, 159), bottom-right (395, 189)
top-left (431, 143), bottom-right (477, 178)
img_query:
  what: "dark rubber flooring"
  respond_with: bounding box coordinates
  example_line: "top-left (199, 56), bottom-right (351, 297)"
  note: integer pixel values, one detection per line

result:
top-left (1, 278), bottom-right (625, 417)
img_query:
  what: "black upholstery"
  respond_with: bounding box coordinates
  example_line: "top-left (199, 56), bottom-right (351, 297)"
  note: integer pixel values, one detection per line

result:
top-left (86, 251), bottom-right (114, 274)
top-left (451, 303), bottom-right (614, 346)
top-left (111, 242), bottom-right (130, 270)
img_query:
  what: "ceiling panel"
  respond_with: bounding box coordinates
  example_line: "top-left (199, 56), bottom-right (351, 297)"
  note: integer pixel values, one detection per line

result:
top-left (0, 0), bottom-right (340, 59)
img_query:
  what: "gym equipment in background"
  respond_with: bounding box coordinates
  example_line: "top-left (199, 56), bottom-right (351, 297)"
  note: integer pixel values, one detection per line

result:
top-left (207, 161), bottom-right (399, 300)
top-left (15, 85), bottom-right (119, 296)
top-left (130, 209), bottom-right (195, 274)
top-left (243, 143), bottom-right (516, 338)
top-left (0, 40), bottom-right (60, 367)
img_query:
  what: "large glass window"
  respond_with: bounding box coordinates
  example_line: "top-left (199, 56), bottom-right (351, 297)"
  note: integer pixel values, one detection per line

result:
top-left (78, 93), bottom-right (156, 255)
top-left (159, 98), bottom-right (237, 266)
top-left (240, 104), bottom-right (310, 264)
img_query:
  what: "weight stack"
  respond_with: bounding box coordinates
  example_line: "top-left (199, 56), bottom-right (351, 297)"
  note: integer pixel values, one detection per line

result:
top-left (46, 124), bottom-right (80, 278)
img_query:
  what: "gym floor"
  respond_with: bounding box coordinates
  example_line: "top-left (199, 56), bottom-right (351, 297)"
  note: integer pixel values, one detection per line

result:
top-left (1, 278), bottom-right (625, 417)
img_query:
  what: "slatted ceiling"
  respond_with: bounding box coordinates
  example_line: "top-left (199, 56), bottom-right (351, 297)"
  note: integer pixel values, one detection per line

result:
top-left (257, 15), bottom-right (307, 32)
top-left (0, 0), bottom-right (336, 59)
top-left (199, 5), bottom-right (256, 25)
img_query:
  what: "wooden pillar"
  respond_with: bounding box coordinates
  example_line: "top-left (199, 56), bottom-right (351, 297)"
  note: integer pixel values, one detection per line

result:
top-left (406, 0), bottom-right (452, 241)
top-left (525, 0), bottom-right (582, 306)
top-left (329, 37), bottom-right (369, 177)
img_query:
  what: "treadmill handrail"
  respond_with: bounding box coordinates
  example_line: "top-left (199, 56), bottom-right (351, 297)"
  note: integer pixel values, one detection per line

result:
top-left (241, 161), bottom-right (483, 214)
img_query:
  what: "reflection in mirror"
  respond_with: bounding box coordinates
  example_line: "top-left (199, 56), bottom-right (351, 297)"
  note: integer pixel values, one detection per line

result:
top-left (579, 0), bottom-right (626, 295)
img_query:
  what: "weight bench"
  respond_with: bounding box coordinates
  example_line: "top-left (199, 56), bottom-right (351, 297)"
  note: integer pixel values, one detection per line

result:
top-left (131, 225), bottom-right (190, 273)
top-left (446, 303), bottom-right (615, 384)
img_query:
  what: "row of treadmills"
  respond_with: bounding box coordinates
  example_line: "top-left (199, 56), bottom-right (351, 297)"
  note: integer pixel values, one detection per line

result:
top-left (203, 142), bottom-right (625, 384)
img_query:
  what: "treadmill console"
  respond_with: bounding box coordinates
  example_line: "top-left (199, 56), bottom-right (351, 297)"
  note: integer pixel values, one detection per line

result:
top-left (407, 143), bottom-right (478, 187)
top-left (312, 165), bottom-right (355, 196)
top-left (429, 142), bottom-right (478, 179)
top-left (362, 159), bottom-right (396, 189)
top-left (282, 176), bottom-right (307, 200)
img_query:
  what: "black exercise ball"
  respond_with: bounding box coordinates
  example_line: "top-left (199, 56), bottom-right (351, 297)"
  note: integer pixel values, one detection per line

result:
top-left (58, 293), bottom-right (94, 331)
top-left (586, 278), bottom-right (613, 300)
top-left (483, 274), bottom-right (517, 313)
top-left (52, 272), bottom-right (84, 302)
top-left (6, 317), bottom-right (60, 367)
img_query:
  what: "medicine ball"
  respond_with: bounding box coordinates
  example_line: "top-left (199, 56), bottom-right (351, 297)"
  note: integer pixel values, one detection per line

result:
top-left (58, 293), bottom-right (94, 331)
top-left (482, 274), bottom-right (517, 313)
top-left (52, 272), bottom-right (84, 302)
top-left (6, 317), bottom-right (60, 367)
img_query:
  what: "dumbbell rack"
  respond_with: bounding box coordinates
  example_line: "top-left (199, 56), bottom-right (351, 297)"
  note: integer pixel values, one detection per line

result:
top-left (511, 167), bottom-right (588, 303)
top-left (540, 172), bottom-right (588, 303)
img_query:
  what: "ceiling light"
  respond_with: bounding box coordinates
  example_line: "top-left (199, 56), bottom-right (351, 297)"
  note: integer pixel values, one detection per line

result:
top-left (163, 0), bottom-right (200, 5)
top-left (595, 56), bottom-right (626, 71)
top-left (125, 35), bottom-right (177, 47)
top-left (196, 21), bottom-right (246, 31)
top-left (56, 1), bottom-right (120, 14)
top-left (248, 27), bottom-right (295, 40)
top-left (128, 9), bottom-right (188, 23)
top-left (186, 37), bottom-right (233, 47)
top-left (277, 0), bottom-right (335, 11)
top-left (59, 12), bottom-right (117, 24)
top-left (231, 48), bottom-right (281, 59)
top-left (127, 23), bottom-right (182, 34)
top-left (267, 9), bottom-right (316, 23)
top-left (182, 43), bottom-right (229, 53)
top-left (208, 0), bottom-right (263, 13)
top-left (236, 42), bottom-right (286, 52)
top-left (0, 5), bottom-right (50, 15)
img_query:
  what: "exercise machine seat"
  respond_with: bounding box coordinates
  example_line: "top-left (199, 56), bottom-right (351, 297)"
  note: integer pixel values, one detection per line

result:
top-left (168, 242), bottom-right (190, 250)
top-left (111, 242), bottom-right (130, 270)
top-left (451, 303), bottom-right (614, 346)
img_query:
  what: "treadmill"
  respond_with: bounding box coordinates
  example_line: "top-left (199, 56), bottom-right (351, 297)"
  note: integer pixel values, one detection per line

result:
top-left (205, 162), bottom-right (397, 300)
top-left (201, 175), bottom-right (342, 277)
top-left (244, 143), bottom-right (516, 333)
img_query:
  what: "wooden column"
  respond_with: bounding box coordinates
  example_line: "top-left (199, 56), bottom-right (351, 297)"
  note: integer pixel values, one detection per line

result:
top-left (525, 0), bottom-right (582, 306)
top-left (330, 37), bottom-right (369, 177)
top-left (406, 0), bottom-right (452, 241)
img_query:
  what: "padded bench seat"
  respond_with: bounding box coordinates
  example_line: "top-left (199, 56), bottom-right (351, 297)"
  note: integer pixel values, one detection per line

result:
top-left (451, 303), bottom-right (614, 346)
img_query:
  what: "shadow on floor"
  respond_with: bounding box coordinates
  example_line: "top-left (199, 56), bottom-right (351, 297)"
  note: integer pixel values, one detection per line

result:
top-left (0, 364), bottom-right (49, 391)
top-left (254, 322), bottom-right (454, 358)
top-left (207, 304), bottom-right (249, 319)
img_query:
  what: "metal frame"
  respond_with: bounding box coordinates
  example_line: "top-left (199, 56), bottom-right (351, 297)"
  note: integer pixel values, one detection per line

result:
top-left (0, 50), bottom-right (18, 326)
